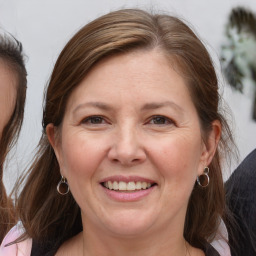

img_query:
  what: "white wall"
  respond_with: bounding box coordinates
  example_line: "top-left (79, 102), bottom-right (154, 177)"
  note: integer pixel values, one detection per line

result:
top-left (1, 0), bottom-right (256, 192)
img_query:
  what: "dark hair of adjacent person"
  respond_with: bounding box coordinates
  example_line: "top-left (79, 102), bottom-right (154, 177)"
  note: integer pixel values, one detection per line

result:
top-left (225, 148), bottom-right (256, 256)
top-left (0, 32), bottom-right (27, 241)
top-left (16, 9), bottom-right (235, 252)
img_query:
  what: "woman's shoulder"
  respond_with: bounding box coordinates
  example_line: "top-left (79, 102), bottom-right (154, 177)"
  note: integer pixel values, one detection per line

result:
top-left (0, 224), bottom-right (32, 256)
top-left (205, 243), bottom-right (221, 256)
top-left (211, 219), bottom-right (231, 256)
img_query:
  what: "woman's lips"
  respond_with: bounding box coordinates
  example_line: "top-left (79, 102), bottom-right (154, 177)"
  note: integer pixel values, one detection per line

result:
top-left (100, 175), bottom-right (157, 201)
top-left (100, 175), bottom-right (156, 184)
top-left (103, 180), bottom-right (153, 191)
top-left (102, 185), bottom-right (155, 201)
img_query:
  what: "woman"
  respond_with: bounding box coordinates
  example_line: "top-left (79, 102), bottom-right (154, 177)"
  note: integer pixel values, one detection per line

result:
top-left (0, 32), bottom-right (27, 241)
top-left (1, 9), bottom-right (234, 256)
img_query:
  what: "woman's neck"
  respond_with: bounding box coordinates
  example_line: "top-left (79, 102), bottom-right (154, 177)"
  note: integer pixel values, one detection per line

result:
top-left (56, 230), bottom-right (204, 256)
top-left (83, 234), bottom-right (187, 256)
top-left (81, 219), bottom-right (189, 256)
top-left (56, 217), bottom-right (205, 256)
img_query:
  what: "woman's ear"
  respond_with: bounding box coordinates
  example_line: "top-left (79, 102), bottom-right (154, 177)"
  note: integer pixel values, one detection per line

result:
top-left (46, 123), bottom-right (62, 165)
top-left (200, 120), bottom-right (222, 167)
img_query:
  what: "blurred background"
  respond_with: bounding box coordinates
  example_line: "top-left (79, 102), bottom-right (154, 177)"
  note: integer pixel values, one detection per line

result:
top-left (1, 0), bottom-right (256, 192)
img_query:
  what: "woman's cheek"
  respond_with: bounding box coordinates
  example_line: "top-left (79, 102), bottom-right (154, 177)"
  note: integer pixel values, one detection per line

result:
top-left (61, 134), bottom-right (105, 178)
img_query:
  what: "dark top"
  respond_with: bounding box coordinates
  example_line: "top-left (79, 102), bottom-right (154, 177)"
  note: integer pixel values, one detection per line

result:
top-left (31, 240), bottom-right (220, 256)
top-left (225, 148), bottom-right (256, 256)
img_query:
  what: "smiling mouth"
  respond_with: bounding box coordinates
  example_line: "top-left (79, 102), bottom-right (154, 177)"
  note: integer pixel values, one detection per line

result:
top-left (101, 181), bottom-right (156, 192)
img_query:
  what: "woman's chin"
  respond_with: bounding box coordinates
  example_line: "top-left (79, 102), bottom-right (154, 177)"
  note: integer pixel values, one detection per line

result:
top-left (97, 209), bottom-right (158, 237)
top-left (105, 222), bottom-right (153, 237)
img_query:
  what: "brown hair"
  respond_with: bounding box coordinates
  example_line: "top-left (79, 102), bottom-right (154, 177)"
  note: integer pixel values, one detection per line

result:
top-left (0, 32), bottom-right (27, 241)
top-left (17, 9), bottom-right (234, 249)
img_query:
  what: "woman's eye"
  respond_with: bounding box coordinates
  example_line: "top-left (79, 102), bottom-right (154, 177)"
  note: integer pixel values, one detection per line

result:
top-left (149, 116), bottom-right (173, 125)
top-left (82, 116), bottom-right (105, 124)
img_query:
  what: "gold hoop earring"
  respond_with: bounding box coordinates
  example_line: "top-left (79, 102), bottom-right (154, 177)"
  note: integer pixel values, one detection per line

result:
top-left (197, 167), bottom-right (210, 187)
top-left (57, 176), bottom-right (70, 195)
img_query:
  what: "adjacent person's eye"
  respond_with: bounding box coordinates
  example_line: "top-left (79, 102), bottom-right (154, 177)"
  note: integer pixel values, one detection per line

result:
top-left (148, 116), bottom-right (174, 125)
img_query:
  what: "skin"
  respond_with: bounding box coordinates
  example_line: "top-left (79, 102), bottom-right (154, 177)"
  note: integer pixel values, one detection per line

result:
top-left (48, 49), bottom-right (220, 256)
top-left (0, 60), bottom-right (17, 139)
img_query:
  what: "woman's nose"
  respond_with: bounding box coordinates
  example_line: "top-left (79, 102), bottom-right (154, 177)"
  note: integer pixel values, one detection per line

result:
top-left (107, 127), bottom-right (146, 166)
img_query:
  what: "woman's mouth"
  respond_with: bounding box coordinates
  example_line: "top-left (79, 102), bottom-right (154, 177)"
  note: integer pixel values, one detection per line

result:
top-left (100, 176), bottom-right (157, 201)
top-left (102, 181), bottom-right (154, 191)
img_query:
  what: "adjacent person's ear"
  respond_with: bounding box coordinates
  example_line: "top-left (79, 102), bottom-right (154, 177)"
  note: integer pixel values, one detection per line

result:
top-left (200, 120), bottom-right (222, 167)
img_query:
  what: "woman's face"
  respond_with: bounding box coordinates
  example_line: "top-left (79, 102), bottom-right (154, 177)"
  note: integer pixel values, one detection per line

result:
top-left (49, 49), bottom-right (217, 238)
top-left (0, 61), bottom-right (17, 139)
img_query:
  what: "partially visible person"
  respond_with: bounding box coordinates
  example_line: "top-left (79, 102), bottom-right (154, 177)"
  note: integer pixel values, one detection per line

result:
top-left (0, 31), bottom-right (27, 242)
top-left (225, 148), bottom-right (256, 256)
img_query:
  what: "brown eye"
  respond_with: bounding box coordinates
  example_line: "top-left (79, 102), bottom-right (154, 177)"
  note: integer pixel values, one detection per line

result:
top-left (152, 116), bottom-right (166, 124)
top-left (82, 116), bottom-right (105, 124)
top-left (149, 116), bottom-right (173, 125)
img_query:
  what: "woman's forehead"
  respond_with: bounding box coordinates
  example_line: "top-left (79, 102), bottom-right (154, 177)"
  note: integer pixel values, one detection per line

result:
top-left (63, 50), bottom-right (196, 117)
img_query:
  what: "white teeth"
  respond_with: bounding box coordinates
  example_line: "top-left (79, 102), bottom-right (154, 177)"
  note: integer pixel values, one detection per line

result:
top-left (135, 181), bottom-right (141, 190)
top-left (113, 181), bottom-right (118, 190)
top-left (141, 182), bottom-right (147, 189)
top-left (103, 181), bottom-right (153, 191)
top-left (107, 181), bottom-right (113, 190)
top-left (119, 181), bottom-right (127, 190)
top-left (127, 182), bottom-right (136, 190)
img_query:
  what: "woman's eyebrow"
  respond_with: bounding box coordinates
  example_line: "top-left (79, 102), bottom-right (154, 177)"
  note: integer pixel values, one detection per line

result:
top-left (72, 102), bottom-right (112, 114)
top-left (141, 101), bottom-right (185, 113)
top-left (72, 101), bottom-right (185, 115)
